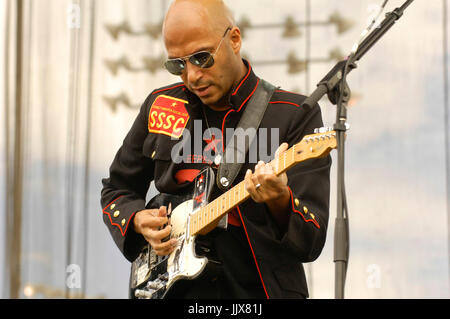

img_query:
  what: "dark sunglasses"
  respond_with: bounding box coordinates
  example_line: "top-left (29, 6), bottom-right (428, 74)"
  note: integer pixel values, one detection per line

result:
top-left (164, 27), bottom-right (232, 76)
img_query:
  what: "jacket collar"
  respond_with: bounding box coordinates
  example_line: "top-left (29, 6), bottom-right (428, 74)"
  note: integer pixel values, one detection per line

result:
top-left (228, 59), bottom-right (258, 112)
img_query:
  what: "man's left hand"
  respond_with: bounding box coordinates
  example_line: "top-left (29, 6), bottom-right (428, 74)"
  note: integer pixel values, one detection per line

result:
top-left (244, 143), bottom-right (291, 229)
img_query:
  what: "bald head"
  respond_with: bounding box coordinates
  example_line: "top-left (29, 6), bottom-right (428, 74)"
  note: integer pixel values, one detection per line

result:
top-left (163, 0), bottom-right (235, 44)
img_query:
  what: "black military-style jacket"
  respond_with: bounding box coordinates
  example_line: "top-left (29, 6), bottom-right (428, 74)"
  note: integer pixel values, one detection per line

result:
top-left (101, 61), bottom-right (331, 299)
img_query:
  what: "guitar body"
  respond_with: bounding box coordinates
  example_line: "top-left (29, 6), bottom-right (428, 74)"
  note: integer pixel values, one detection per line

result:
top-left (130, 167), bottom-right (225, 299)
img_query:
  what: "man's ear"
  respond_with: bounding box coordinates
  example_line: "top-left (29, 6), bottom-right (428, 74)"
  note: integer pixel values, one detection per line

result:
top-left (229, 26), bottom-right (242, 54)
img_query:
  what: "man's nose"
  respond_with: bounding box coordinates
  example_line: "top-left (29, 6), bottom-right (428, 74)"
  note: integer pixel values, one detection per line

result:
top-left (184, 62), bottom-right (203, 85)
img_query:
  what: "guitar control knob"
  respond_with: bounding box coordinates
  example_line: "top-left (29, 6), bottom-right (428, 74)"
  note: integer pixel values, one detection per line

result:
top-left (220, 177), bottom-right (229, 187)
top-left (147, 281), bottom-right (164, 290)
top-left (135, 289), bottom-right (153, 299)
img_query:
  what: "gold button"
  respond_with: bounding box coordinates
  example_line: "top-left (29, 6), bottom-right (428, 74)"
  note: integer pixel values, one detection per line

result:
top-left (110, 204), bottom-right (116, 210)
top-left (294, 198), bottom-right (300, 207)
top-left (303, 206), bottom-right (308, 214)
top-left (151, 151), bottom-right (156, 159)
top-left (121, 218), bottom-right (126, 226)
top-left (113, 211), bottom-right (120, 218)
top-left (310, 213), bottom-right (315, 219)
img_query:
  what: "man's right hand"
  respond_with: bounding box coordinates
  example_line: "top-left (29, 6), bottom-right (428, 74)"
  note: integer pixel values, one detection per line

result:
top-left (133, 206), bottom-right (178, 256)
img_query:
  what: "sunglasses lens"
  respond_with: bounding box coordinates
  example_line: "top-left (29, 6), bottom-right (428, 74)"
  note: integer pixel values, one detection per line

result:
top-left (164, 59), bottom-right (185, 75)
top-left (190, 52), bottom-right (214, 68)
top-left (165, 52), bottom-right (215, 75)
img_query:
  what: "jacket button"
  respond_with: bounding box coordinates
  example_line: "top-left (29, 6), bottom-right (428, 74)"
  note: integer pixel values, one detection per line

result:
top-left (151, 151), bottom-right (156, 159)
top-left (110, 204), bottom-right (116, 209)
top-left (121, 218), bottom-right (126, 226)
top-left (113, 211), bottom-right (120, 218)
top-left (303, 206), bottom-right (308, 214)
top-left (294, 198), bottom-right (300, 207)
top-left (310, 213), bottom-right (315, 219)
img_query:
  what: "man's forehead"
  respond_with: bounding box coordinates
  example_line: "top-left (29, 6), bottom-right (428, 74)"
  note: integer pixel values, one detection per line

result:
top-left (165, 34), bottom-right (216, 59)
top-left (164, 19), bottom-right (218, 58)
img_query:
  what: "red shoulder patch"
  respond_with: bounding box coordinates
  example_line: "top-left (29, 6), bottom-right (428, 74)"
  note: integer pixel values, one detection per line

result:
top-left (148, 95), bottom-right (189, 138)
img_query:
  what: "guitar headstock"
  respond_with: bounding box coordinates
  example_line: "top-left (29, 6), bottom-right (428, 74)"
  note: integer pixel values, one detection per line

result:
top-left (293, 127), bottom-right (337, 163)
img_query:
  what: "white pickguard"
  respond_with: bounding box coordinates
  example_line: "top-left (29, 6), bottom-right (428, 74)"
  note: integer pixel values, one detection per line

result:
top-left (165, 199), bottom-right (207, 293)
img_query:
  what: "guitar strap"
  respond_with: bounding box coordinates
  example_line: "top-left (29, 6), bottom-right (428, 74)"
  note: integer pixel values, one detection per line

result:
top-left (216, 79), bottom-right (276, 192)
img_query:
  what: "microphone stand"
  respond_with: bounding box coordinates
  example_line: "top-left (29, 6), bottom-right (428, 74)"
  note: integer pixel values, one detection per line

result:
top-left (301, 0), bottom-right (415, 299)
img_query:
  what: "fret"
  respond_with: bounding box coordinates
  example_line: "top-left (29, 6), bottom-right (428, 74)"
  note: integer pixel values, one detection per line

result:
top-left (197, 210), bottom-right (200, 232)
top-left (192, 212), bottom-right (196, 234)
top-left (233, 186), bottom-right (236, 206)
top-left (292, 145), bottom-right (295, 163)
top-left (208, 204), bottom-right (212, 225)
top-left (271, 158), bottom-right (278, 175)
top-left (221, 195), bottom-right (226, 213)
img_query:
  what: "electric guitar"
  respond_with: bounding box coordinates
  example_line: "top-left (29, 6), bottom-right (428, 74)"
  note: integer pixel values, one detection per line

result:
top-left (129, 127), bottom-right (337, 299)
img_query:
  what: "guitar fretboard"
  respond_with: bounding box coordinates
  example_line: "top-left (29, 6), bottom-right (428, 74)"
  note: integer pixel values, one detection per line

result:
top-left (189, 145), bottom-right (299, 236)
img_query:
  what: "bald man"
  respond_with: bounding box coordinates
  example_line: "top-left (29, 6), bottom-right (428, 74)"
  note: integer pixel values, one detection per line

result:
top-left (101, 0), bottom-right (331, 299)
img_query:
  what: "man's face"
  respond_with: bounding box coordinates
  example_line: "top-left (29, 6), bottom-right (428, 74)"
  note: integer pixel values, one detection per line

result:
top-left (164, 24), bottom-right (238, 108)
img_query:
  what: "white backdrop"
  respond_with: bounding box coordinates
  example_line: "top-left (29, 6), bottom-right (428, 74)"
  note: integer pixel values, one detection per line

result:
top-left (0, 0), bottom-right (449, 299)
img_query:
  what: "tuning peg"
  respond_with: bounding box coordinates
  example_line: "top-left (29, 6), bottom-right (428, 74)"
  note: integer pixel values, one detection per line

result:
top-left (314, 127), bottom-right (333, 134)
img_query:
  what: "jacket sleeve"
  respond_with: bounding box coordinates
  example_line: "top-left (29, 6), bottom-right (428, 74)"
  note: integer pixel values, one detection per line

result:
top-left (101, 94), bottom-right (155, 262)
top-left (279, 103), bottom-right (332, 263)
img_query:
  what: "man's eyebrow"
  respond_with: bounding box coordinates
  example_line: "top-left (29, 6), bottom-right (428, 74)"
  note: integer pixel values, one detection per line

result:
top-left (168, 46), bottom-right (214, 59)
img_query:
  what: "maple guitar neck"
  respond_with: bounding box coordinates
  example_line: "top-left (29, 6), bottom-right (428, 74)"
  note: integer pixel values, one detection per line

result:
top-left (189, 128), bottom-right (336, 236)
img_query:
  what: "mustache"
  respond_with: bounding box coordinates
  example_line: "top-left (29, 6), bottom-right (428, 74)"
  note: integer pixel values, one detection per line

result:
top-left (189, 82), bottom-right (212, 91)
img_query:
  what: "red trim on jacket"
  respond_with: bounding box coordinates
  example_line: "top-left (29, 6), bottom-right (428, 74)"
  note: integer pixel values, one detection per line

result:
top-left (232, 64), bottom-right (252, 96)
top-left (237, 78), bottom-right (260, 112)
top-left (102, 196), bottom-right (136, 236)
top-left (221, 109), bottom-right (235, 153)
top-left (151, 84), bottom-right (185, 96)
top-left (287, 187), bottom-right (320, 229)
top-left (236, 206), bottom-right (270, 299)
top-left (220, 78), bottom-right (261, 153)
top-left (269, 100), bottom-right (301, 108)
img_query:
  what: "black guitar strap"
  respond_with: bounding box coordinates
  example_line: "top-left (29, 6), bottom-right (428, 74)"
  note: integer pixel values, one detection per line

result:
top-left (216, 79), bottom-right (276, 191)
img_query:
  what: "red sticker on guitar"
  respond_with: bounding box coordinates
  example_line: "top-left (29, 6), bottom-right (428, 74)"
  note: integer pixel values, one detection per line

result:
top-left (148, 95), bottom-right (189, 138)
